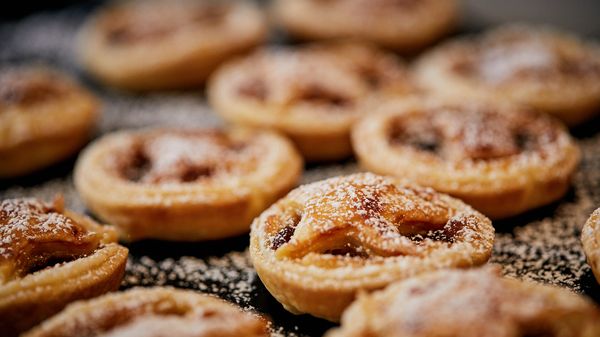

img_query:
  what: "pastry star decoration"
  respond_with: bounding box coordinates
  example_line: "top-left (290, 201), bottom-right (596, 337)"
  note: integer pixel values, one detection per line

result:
top-left (274, 176), bottom-right (459, 260)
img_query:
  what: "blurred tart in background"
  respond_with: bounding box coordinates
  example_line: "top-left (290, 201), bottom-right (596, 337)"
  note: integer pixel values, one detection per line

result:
top-left (271, 0), bottom-right (458, 52)
top-left (0, 67), bottom-right (99, 178)
top-left (415, 25), bottom-right (600, 126)
top-left (208, 42), bottom-right (418, 161)
top-left (78, 0), bottom-right (267, 90)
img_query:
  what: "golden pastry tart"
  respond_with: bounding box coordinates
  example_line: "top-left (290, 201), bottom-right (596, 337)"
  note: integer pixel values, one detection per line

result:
top-left (327, 267), bottom-right (600, 337)
top-left (582, 207), bottom-right (600, 285)
top-left (415, 25), bottom-right (600, 126)
top-left (352, 98), bottom-right (581, 219)
top-left (74, 128), bottom-right (302, 241)
top-left (78, 0), bottom-right (267, 90)
top-left (0, 197), bottom-right (128, 337)
top-left (0, 67), bottom-right (99, 178)
top-left (250, 173), bottom-right (494, 322)
top-left (208, 42), bottom-right (416, 161)
top-left (271, 0), bottom-right (457, 51)
top-left (23, 287), bottom-right (269, 337)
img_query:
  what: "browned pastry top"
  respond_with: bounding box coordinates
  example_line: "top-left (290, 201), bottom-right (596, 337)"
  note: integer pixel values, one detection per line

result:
top-left (111, 129), bottom-right (263, 184)
top-left (0, 69), bottom-right (68, 109)
top-left (451, 26), bottom-right (600, 86)
top-left (387, 104), bottom-right (559, 162)
top-left (100, 1), bottom-right (231, 45)
top-left (263, 173), bottom-right (490, 268)
top-left (0, 197), bottom-right (102, 283)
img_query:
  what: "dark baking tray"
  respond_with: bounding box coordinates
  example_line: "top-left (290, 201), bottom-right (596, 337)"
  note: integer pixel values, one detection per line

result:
top-left (1, 2), bottom-right (600, 336)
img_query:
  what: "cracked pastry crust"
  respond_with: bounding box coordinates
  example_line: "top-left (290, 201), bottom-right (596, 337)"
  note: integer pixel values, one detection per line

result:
top-left (78, 0), bottom-right (267, 90)
top-left (582, 207), bottom-right (600, 285)
top-left (0, 67), bottom-right (99, 178)
top-left (208, 42), bottom-right (417, 161)
top-left (352, 98), bottom-right (581, 219)
top-left (0, 197), bottom-right (128, 337)
top-left (74, 128), bottom-right (302, 241)
top-left (415, 25), bottom-right (600, 126)
top-left (249, 173), bottom-right (494, 322)
top-left (23, 287), bottom-right (269, 337)
top-left (271, 0), bottom-right (457, 52)
top-left (326, 267), bottom-right (600, 337)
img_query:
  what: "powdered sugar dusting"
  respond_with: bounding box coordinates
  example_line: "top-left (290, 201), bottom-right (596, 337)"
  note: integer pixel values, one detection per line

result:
top-left (492, 133), bottom-right (600, 291)
top-left (0, 198), bottom-right (76, 259)
top-left (268, 173), bottom-right (493, 261)
top-left (124, 251), bottom-right (258, 310)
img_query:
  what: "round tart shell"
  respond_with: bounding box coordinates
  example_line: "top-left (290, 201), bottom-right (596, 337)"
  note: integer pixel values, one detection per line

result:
top-left (0, 69), bottom-right (99, 178)
top-left (74, 128), bottom-right (303, 241)
top-left (352, 99), bottom-right (581, 219)
top-left (208, 43), bottom-right (416, 161)
top-left (271, 0), bottom-right (458, 52)
top-left (414, 25), bottom-right (600, 126)
top-left (250, 173), bottom-right (494, 321)
top-left (78, 0), bottom-right (267, 90)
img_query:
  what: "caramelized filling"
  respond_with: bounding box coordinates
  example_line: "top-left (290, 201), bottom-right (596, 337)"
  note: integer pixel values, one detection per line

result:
top-left (389, 117), bottom-right (440, 154)
top-left (0, 197), bottom-right (101, 283)
top-left (388, 107), bottom-right (555, 162)
top-left (453, 32), bottom-right (600, 85)
top-left (0, 70), bottom-right (65, 109)
top-left (105, 3), bottom-right (229, 45)
top-left (268, 211), bottom-right (301, 250)
top-left (237, 79), bottom-right (268, 101)
top-left (297, 85), bottom-right (352, 108)
top-left (271, 224), bottom-right (297, 250)
top-left (116, 131), bottom-right (255, 184)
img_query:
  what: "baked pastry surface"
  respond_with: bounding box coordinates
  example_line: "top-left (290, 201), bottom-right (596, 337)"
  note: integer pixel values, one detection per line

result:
top-left (352, 98), bottom-right (581, 219)
top-left (74, 128), bottom-right (302, 241)
top-left (78, 0), bottom-right (267, 90)
top-left (0, 67), bottom-right (99, 177)
top-left (271, 0), bottom-right (457, 51)
top-left (0, 197), bottom-right (128, 337)
top-left (326, 267), bottom-right (600, 337)
top-left (23, 287), bottom-right (269, 337)
top-left (582, 207), bottom-right (600, 285)
top-left (208, 42), bottom-right (416, 161)
top-left (250, 173), bottom-right (494, 321)
top-left (415, 25), bottom-right (600, 125)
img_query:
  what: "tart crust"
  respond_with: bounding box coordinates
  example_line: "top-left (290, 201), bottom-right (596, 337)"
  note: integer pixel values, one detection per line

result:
top-left (582, 207), bottom-right (600, 285)
top-left (74, 128), bottom-right (302, 241)
top-left (23, 287), bottom-right (269, 337)
top-left (0, 198), bottom-right (128, 337)
top-left (415, 25), bottom-right (600, 126)
top-left (271, 0), bottom-right (457, 52)
top-left (327, 267), bottom-right (600, 337)
top-left (208, 42), bottom-right (416, 161)
top-left (352, 98), bottom-right (580, 219)
top-left (0, 67), bottom-right (99, 178)
top-left (78, 0), bottom-right (267, 90)
top-left (250, 173), bottom-right (494, 321)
